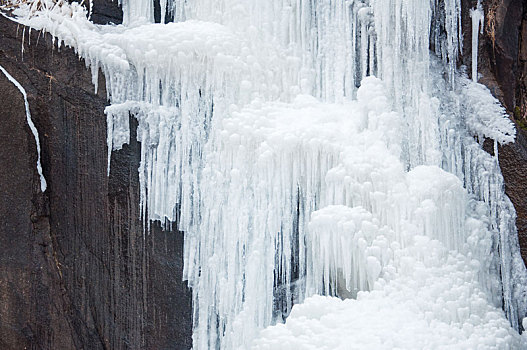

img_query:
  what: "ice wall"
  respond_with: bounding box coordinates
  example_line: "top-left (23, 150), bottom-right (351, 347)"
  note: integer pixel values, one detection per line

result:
top-left (8, 0), bottom-right (527, 347)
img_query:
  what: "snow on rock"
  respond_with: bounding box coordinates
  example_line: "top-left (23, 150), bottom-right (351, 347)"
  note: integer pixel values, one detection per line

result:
top-left (460, 77), bottom-right (516, 145)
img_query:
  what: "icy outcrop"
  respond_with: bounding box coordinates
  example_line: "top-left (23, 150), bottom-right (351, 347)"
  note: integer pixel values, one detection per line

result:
top-left (460, 77), bottom-right (516, 146)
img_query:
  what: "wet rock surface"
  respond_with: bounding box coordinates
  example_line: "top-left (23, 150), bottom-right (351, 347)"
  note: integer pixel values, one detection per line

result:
top-left (0, 14), bottom-right (192, 349)
top-left (464, 0), bottom-right (527, 266)
top-left (498, 129), bottom-right (527, 263)
top-left (87, 0), bottom-right (123, 25)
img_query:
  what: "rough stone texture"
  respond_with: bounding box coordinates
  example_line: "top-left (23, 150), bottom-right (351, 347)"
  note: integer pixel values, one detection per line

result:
top-left (520, 10), bottom-right (527, 121)
top-left (87, 0), bottom-right (171, 25)
top-left (0, 14), bottom-right (192, 349)
top-left (498, 129), bottom-right (527, 265)
top-left (462, 0), bottom-right (527, 266)
top-left (461, 0), bottom-right (527, 267)
top-left (461, 0), bottom-right (523, 107)
top-left (87, 0), bottom-right (123, 25)
top-left (483, 0), bottom-right (523, 110)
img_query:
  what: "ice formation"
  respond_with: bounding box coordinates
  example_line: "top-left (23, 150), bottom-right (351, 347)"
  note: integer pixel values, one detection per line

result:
top-left (470, 1), bottom-right (484, 83)
top-left (5, 0), bottom-right (527, 348)
top-left (461, 76), bottom-right (516, 146)
top-left (0, 63), bottom-right (47, 192)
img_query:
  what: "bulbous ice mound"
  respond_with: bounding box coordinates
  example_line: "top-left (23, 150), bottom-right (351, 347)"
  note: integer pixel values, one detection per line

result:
top-left (255, 166), bottom-right (526, 349)
top-left (253, 290), bottom-right (522, 349)
top-left (190, 74), bottom-right (525, 348)
top-left (186, 76), bottom-right (407, 348)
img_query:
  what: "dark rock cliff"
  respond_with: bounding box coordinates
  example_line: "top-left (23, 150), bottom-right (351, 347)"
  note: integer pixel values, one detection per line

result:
top-left (462, 0), bottom-right (527, 265)
top-left (88, 0), bottom-right (123, 25)
top-left (0, 14), bottom-right (192, 349)
top-left (0, 0), bottom-right (527, 349)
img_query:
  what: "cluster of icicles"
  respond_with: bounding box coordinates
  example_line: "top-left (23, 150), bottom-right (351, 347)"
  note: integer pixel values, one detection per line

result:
top-left (10, 0), bottom-right (527, 347)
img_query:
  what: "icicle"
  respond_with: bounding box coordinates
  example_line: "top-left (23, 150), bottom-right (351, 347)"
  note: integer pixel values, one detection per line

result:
top-left (470, 1), bottom-right (484, 82)
top-left (122, 0), bottom-right (154, 25)
top-left (0, 64), bottom-right (47, 192)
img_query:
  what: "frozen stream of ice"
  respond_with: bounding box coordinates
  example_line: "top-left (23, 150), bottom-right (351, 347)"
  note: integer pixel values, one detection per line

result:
top-left (7, 0), bottom-right (527, 348)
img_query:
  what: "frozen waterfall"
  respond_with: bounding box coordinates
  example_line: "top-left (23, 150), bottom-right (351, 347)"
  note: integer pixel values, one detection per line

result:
top-left (9, 0), bottom-right (527, 348)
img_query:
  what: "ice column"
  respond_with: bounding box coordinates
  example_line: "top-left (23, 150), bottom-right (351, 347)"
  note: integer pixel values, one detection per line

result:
top-left (470, 1), bottom-right (484, 82)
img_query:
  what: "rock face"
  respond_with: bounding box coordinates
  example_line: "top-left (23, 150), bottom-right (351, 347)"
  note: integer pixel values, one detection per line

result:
top-left (0, 14), bottom-right (192, 349)
top-left (461, 0), bottom-right (527, 266)
top-left (497, 132), bottom-right (527, 264)
top-left (89, 0), bottom-right (123, 25)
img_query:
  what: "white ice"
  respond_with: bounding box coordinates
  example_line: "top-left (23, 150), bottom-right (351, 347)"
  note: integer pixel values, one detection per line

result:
top-left (0, 63), bottom-right (47, 192)
top-left (470, 1), bottom-right (484, 83)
